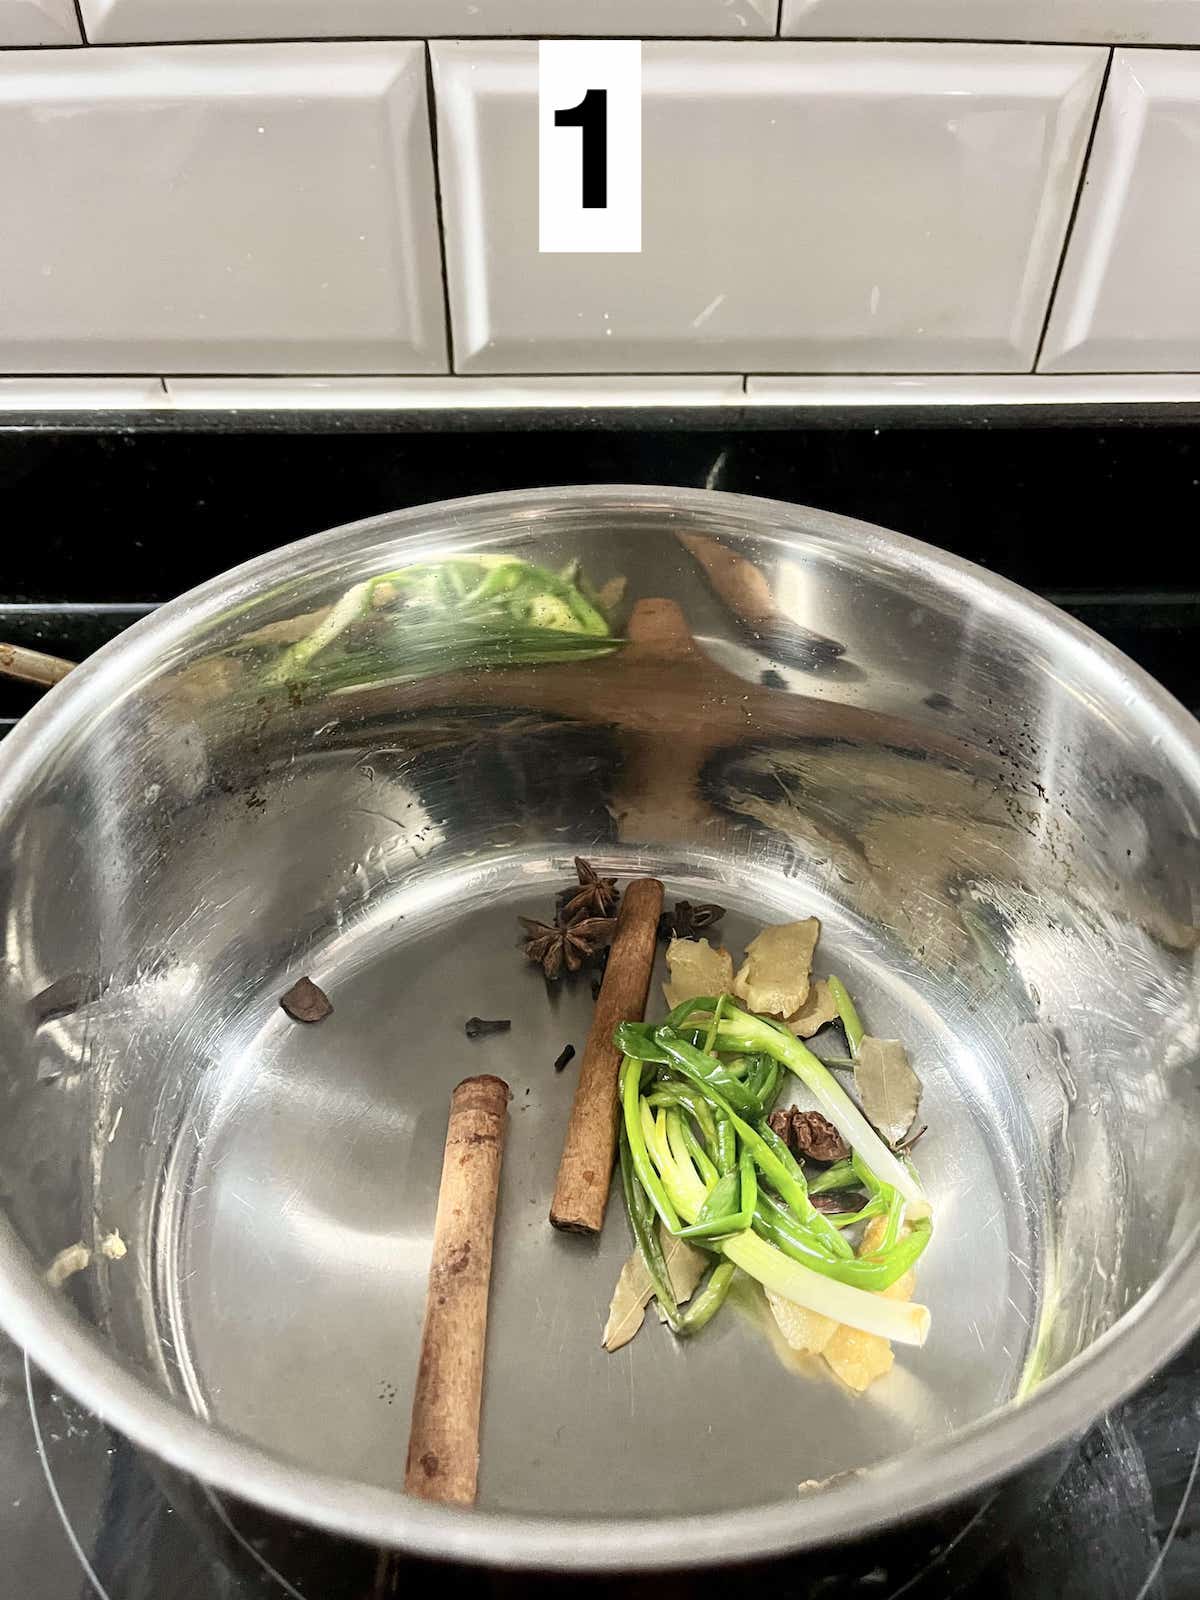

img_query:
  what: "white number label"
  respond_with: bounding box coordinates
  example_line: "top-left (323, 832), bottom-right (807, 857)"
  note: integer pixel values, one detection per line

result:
top-left (539, 40), bottom-right (641, 254)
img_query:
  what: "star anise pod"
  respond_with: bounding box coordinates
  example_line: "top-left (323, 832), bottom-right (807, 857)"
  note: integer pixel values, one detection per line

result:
top-left (658, 899), bottom-right (727, 942)
top-left (519, 913), bottom-right (617, 980)
top-left (556, 856), bottom-right (620, 921)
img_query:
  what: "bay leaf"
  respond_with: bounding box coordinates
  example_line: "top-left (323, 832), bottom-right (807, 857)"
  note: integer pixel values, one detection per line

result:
top-left (602, 1228), bottom-right (708, 1351)
top-left (853, 1036), bottom-right (922, 1146)
top-left (602, 1252), bottom-right (653, 1352)
top-left (653, 1232), bottom-right (708, 1324)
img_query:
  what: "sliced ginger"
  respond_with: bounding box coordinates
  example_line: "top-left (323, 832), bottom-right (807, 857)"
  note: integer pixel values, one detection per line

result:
top-left (766, 1216), bottom-right (918, 1381)
top-left (823, 1321), bottom-right (895, 1391)
top-left (766, 1289), bottom-right (839, 1356)
top-left (821, 1217), bottom-right (916, 1393)
top-left (860, 1215), bottom-right (889, 1255)
top-left (663, 937), bottom-right (734, 1008)
top-left (733, 918), bottom-right (821, 1016)
top-left (787, 976), bottom-right (838, 1037)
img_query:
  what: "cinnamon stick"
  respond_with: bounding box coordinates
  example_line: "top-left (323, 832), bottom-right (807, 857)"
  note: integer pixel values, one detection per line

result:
top-left (0, 641), bottom-right (74, 688)
top-left (550, 876), bottom-right (664, 1234)
top-left (405, 1074), bottom-right (510, 1506)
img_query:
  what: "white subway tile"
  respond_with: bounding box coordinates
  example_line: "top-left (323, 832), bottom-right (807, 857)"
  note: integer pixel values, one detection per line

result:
top-left (0, 378), bottom-right (166, 407)
top-left (747, 374), bottom-right (1200, 404)
top-left (0, 0), bottom-right (80, 43)
top-left (165, 376), bottom-right (745, 406)
top-left (81, 0), bottom-right (777, 43)
top-left (8, 374), bottom-right (1199, 412)
top-left (0, 45), bottom-right (446, 375)
top-left (1042, 51), bottom-right (1200, 373)
top-left (433, 41), bottom-right (1104, 376)
top-left (782, 0), bottom-right (1200, 44)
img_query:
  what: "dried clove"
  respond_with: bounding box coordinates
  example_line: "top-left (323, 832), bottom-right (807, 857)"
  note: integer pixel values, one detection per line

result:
top-left (279, 976), bottom-right (333, 1024)
top-left (553, 1044), bottom-right (576, 1073)
top-left (465, 1017), bottom-right (511, 1040)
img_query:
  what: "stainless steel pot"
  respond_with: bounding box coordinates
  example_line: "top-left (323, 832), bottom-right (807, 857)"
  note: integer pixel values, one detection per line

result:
top-left (0, 485), bottom-right (1197, 1571)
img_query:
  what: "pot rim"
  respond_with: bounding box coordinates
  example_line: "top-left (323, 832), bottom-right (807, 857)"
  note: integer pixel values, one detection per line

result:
top-left (1, 483), bottom-right (1198, 1570)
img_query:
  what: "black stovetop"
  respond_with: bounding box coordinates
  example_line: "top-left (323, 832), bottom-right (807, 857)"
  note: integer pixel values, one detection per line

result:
top-left (1, 422), bottom-right (1198, 1600)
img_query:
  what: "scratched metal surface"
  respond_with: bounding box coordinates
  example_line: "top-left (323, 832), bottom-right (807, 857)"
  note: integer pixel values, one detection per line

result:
top-left (2, 1333), bottom-right (1199, 1599)
top-left (156, 885), bottom-right (1033, 1514)
top-left (0, 488), bottom-right (1198, 1569)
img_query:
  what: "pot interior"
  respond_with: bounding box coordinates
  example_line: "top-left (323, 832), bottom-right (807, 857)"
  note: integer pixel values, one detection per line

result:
top-left (1, 489), bottom-right (1197, 1539)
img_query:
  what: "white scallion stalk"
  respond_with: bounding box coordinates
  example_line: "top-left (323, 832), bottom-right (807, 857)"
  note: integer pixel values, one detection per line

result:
top-left (716, 1015), bottom-right (930, 1220)
top-left (726, 1231), bottom-right (931, 1347)
top-left (266, 579), bottom-right (372, 684)
top-left (640, 1088), bottom-right (930, 1345)
top-left (641, 1101), bottom-right (708, 1218)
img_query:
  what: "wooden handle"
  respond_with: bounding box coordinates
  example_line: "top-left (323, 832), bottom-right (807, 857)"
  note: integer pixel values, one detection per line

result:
top-left (675, 531), bottom-right (779, 631)
top-left (405, 1074), bottom-right (510, 1506)
top-left (673, 536), bottom-right (845, 667)
top-left (0, 642), bottom-right (74, 689)
top-left (550, 876), bottom-right (664, 1234)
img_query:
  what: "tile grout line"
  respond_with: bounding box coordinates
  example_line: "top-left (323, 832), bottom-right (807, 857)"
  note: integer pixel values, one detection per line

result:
top-left (19, 35), bottom-right (1200, 49)
top-left (424, 41), bottom-right (457, 375)
top-left (1032, 46), bottom-right (1113, 375)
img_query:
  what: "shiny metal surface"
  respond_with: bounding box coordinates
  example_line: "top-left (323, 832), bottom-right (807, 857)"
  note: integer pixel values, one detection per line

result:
top-left (0, 485), bottom-right (1197, 1569)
